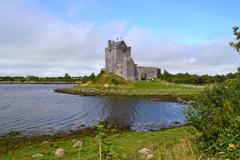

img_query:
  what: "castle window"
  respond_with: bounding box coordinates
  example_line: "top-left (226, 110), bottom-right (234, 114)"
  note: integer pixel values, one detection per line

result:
top-left (117, 66), bottom-right (118, 69)
top-left (121, 71), bottom-right (123, 74)
top-left (121, 66), bottom-right (122, 69)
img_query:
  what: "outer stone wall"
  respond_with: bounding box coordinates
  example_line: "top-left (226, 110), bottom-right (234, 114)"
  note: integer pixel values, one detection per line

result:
top-left (137, 67), bottom-right (160, 80)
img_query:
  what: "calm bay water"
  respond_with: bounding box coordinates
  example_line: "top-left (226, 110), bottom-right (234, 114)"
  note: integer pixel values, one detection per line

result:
top-left (0, 84), bottom-right (186, 135)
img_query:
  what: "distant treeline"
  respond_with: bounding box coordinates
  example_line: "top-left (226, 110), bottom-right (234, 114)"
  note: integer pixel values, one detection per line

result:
top-left (80, 71), bottom-right (240, 85)
top-left (1, 71), bottom-right (240, 85)
top-left (0, 73), bottom-right (81, 83)
top-left (159, 70), bottom-right (240, 85)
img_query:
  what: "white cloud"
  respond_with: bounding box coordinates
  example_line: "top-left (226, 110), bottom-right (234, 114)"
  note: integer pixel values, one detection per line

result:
top-left (0, 1), bottom-right (239, 76)
top-left (125, 27), bottom-right (239, 75)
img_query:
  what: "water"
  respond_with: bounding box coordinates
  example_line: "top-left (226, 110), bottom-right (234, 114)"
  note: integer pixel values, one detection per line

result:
top-left (0, 84), bottom-right (186, 135)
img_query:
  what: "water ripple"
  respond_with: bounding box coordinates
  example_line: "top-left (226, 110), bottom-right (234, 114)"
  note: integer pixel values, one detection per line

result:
top-left (0, 84), bottom-right (186, 135)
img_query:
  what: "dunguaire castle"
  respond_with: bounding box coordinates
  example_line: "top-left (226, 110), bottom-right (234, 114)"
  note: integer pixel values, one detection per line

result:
top-left (103, 40), bottom-right (160, 80)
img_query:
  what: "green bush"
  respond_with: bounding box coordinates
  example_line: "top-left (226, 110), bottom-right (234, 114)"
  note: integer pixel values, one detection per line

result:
top-left (110, 79), bottom-right (119, 85)
top-left (186, 78), bottom-right (240, 159)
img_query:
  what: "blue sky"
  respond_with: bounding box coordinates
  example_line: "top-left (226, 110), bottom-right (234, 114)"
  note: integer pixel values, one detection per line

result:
top-left (36, 0), bottom-right (239, 43)
top-left (0, 0), bottom-right (239, 76)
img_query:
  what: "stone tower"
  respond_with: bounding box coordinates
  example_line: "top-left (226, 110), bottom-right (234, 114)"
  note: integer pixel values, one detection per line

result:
top-left (104, 40), bottom-right (160, 81)
top-left (105, 40), bottom-right (138, 80)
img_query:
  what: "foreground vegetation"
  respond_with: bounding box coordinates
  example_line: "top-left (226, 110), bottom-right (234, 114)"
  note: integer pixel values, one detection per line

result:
top-left (56, 72), bottom-right (204, 101)
top-left (184, 26), bottom-right (240, 159)
top-left (0, 125), bottom-right (201, 160)
top-left (186, 77), bottom-right (240, 159)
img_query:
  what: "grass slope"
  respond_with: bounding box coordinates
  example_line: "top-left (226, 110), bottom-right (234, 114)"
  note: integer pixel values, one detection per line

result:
top-left (0, 126), bottom-right (200, 160)
top-left (92, 72), bottom-right (127, 85)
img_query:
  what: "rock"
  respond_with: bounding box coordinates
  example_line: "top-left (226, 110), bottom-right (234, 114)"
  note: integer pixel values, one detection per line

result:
top-left (32, 153), bottom-right (43, 158)
top-left (138, 148), bottom-right (152, 155)
top-left (72, 139), bottom-right (77, 144)
top-left (228, 143), bottom-right (235, 149)
top-left (55, 148), bottom-right (64, 158)
top-left (104, 84), bottom-right (109, 88)
top-left (73, 140), bottom-right (83, 148)
top-left (147, 153), bottom-right (154, 159)
top-left (176, 97), bottom-right (183, 103)
top-left (42, 140), bottom-right (50, 144)
top-left (138, 148), bottom-right (153, 159)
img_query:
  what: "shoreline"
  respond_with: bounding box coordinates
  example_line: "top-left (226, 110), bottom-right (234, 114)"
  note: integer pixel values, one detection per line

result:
top-left (55, 87), bottom-right (199, 101)
top-left (0, 123), bottom-right (189, 155)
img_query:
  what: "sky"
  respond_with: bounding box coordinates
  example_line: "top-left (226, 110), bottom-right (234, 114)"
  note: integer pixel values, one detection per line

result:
top-left (0, 0), bottom-right (239, 76)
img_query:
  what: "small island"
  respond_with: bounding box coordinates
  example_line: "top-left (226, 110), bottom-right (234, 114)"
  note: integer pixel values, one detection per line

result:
top-left (56, 72), bottom-right (203, 101)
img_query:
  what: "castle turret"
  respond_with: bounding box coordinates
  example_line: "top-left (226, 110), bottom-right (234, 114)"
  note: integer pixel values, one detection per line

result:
top-left (104, 40), bottom-right (138, 80)
top-left (108, 40), bottom-right (111, 47)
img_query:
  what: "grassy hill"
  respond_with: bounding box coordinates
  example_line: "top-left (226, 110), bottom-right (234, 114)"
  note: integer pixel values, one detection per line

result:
top-left (92, 72), bottom-right (127, 85)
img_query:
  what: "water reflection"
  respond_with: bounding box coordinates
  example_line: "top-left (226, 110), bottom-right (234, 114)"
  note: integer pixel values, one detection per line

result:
top-left (102, 97), bottom-right (139, 126)
top-left (101, 97), bottom-right (185, 132)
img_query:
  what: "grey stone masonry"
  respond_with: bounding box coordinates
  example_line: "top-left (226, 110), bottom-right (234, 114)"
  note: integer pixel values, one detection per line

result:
top-left (104, 40), bottom-right (160, 80)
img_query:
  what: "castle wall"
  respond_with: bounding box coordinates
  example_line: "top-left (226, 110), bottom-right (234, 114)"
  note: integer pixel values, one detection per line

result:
top-left (137, 67), bottom-right (160, 80)
top-left (126, 57), bottom-right (138, 80)
top-left (115, 62), bottom-right (126, 78)
top-left (126, 47), bottom-right (131, 57)
top-left (115, 47), bottom-right (124, 72)
top-left (105, 48), bottom-right (110, 72)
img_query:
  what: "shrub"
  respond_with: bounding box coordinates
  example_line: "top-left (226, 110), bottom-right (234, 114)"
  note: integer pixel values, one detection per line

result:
top-left (186, 78), bottom-right (240, 159)
top-left (111, 79), bottom-right (119, 85)
top-left (96, 124), bottom-right (115, 160)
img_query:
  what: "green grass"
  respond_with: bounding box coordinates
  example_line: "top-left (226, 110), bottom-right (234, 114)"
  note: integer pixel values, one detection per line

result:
top-left (0, 126), bottom-right (201, 160)
top-left (56, 74), bottom-right (204, 101)
top-left (92, 72), bottom-right (127, 85)
top-left (128, 80), bottom-right (202, 93)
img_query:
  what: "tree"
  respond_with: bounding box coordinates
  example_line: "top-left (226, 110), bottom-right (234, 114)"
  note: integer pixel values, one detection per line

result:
top-left (162, 70), bottom-right (171, 80)
top-left (230, 26), bottom-right (240, 53)
top-left (89, 72), bottom-right (95, 80)
top-left (64, 73), bottom-right (70, 79)
top-left (238, 67), bottom-right (240, 74)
